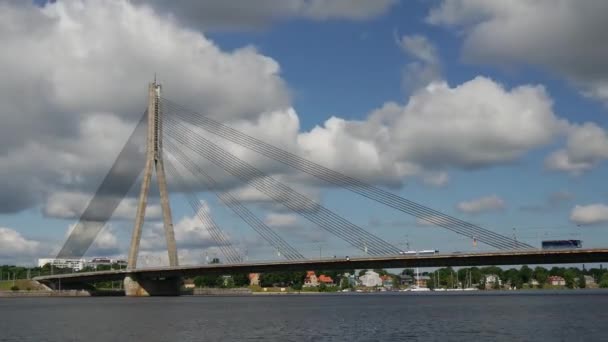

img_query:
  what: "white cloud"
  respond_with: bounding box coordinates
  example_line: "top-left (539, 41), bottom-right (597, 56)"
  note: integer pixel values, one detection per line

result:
top-left (63, 223), bottom-right (121, 256)
top-left (457, 195), bottom-right (505, 214)
top-left (545, 122), bottom-right (608, 174)
top-left (422, 172), bottom-right (449, 187)
top-left (135, 0), bottom-right (396, 29)
top-left (396, 34), bottom-right (442, 91)
top-left (0, 227), bottom-right (40, 258)
top-left (43, 191), bottom-right (162, 220)
top-left (0, 0), bottom-right (291, 213)
top-left (570, 204), bottom-right (608, 225)
top-left (298, 76), bottom-right (564, 186)
top-left (264, 213), bottom-right (299, 228)
top-left (141, 201), bottom-right (224, 251)
top-left (427, 0), bottom-right (608, 103)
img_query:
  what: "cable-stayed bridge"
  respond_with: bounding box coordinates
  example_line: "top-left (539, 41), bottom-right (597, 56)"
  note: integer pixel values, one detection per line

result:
top-left (35, 82), bottom-right (608, 296)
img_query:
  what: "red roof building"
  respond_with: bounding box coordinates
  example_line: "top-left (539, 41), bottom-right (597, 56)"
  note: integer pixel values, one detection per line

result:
top-left (318, 274), bottom-right (334, 284)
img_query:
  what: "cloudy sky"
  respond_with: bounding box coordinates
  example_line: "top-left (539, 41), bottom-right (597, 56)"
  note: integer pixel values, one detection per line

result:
top-left (1, 0), bottom-right (608, 266)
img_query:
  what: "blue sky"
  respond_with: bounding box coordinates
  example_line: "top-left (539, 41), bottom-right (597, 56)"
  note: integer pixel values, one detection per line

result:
top-left (1, 0), bottom-right (608, 265)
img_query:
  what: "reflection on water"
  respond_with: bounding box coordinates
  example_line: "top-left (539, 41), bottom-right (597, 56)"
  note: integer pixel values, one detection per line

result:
top-left (2, 291), bottom-right (607, 341)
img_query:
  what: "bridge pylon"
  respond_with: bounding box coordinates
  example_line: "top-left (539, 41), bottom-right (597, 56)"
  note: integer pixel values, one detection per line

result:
top-left (124, 81), bottom-right (181, 296)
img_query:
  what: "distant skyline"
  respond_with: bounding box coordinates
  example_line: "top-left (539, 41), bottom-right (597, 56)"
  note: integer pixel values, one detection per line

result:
top-left (1, 0), bottom-right (608, 265)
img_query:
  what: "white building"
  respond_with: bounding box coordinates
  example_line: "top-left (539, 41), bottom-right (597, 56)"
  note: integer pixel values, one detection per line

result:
top-left (484, 274), bottom-right (502, 289)
top-left (86, 258), bottom-right (127, 269)
top-left (359, 270), bottom-right (383, 287)
top-left (38, 258), bottom-right (86, 271)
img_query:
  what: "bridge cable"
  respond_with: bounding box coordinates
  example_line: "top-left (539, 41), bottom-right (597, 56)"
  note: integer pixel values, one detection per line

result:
top-left (165, 141), bottom-right (306, 261)
top-left (57, 111), bottom-right (148, 258)
top-left (164, 125), bottom-right (397, 256)
top-left (163, 117), bottom-right (402, 256)
top-left (159, 109), bottom-right (516, 251)
top-left (164, 156), bottom-right (243, 263)
top-left (161, 101), bottom-right (518, 250)
top-left (162, 100), bottom-right (532, 250)
top-left (163, 123), bottom-right (401, 256)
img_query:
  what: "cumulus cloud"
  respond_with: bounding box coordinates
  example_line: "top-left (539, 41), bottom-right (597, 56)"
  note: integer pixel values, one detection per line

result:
top-left (43, 191), bottom-right (162, 220)
top-left (422, 172), bottom-right (449, 187)
top-left (141, 201), bottom-right (226, 251)
top-left (63, 223), bottom-right (121, 256)
top-left (299, 76), bottom-right (564, 185)
top-left (570, 204), bottom-right (608, 225)
top-left (0, 0), bottom-right (290, 213)
top-left (396, 34), bottom-right (442, 91)
top-left (457, 195), bottom-right (505, 214)
top-left (0, 227), bottom-right (40, 258)
top-left (427, 0), bottom-right (608, 103)
top-left (264, 213), bottom-right (299, 228)
top-left (545, 122), bottom-right (608, 174)
top-left (135, 0), bottom-right (396, 29)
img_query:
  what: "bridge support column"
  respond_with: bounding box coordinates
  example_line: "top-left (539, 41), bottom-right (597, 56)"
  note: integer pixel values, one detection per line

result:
top-left (124, 274), bottom-right (182, 297)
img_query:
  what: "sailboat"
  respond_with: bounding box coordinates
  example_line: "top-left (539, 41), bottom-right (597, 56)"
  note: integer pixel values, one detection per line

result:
top-left (410, 267), bottom-right (431, 292)
top-left (463, 269), bottom-right (478, 291)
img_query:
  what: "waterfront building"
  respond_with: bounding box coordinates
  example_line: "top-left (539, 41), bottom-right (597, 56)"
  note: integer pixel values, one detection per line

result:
top-left (342, 273), bottom-right (359, 287)
top-left (484, 274), bottom-right (502, 289)
top-left (318, 274), bottom-right (334, 286)
top-left (183, 279), bottom-right (195, 289)
top-left (248, 273), bottom-right (260, 286)
top-left (548, 276), bottom-right (566, 286)
top-left (584, 275), bottom-right (597, 288)
top-left (37, 258), bottom-right (87, 271)
top-left (304, 271), bottom-right (319, 287)
top-left (359, 270), bottom-right (382, 287)
top-left (86, 258), bottom-right (127, 269)
top-left (400, 274), bottom-right (414, 286)
top-left (381, 275), bottom-right (394, 289)
top-left (414, 275), bottom-right (430, 288)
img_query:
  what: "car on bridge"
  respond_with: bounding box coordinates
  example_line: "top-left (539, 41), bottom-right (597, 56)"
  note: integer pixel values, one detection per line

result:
top-left (542, 240), bottom-right (582, 250)
top-left (399, 250), bottom-right (439, 256)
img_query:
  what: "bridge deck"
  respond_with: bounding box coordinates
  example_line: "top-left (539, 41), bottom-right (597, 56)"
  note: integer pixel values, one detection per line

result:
top-left (35, 248), bottom-right (608, 284)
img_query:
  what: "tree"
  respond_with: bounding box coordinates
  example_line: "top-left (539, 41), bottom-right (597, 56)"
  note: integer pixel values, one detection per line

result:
top-left (578, 275), bottom-right (586, 289)
top-left (519, 265), bottom-right (533, 284)
top-left (195, 274), bottom-right (220, 287)
top-left (533, 267), bottom-right (548, 287)
top-left (599, 273), bottom-right (608, 288)
top-left (340, 276), bottom-right (351, 290)
top-left (232, 273), bottom-right (249, 287)
top-left (10, 285), bottom-right (19, 291)
top-left (401, 269), bottom-right (414, 277)
top-left (373, 269), bottom-right (388, 277)
top-left (564, 269), bottom-right (576, 289)
top-left (358, 269), bottom-right (368, 277)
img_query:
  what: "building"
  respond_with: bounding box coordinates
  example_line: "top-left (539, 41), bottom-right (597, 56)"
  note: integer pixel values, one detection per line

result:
top-left (548, 276), bottom-right (566, 286)
top-left (248, 273), bottom-right (260, 286)
top-left (318, 274), bottom-right (334, 286)
top-left (183, 279), bottom-right (196, 289)
top-left (381, 275), bottom-right (394, 289)
top-left (342, 273), bottom-right (359, 287)
top-left (359, 270), bottom-right (382, 287)
top-left (414, 275), bottom-right (431, 288)
top-left (484, 274), bottom-right (502, 289)
top-left (400, 274), bottom-right (414, 286)
top-left (86, 258), bottom-right (127, 270)
top-left (304, 271), bottom-right (319, 287)
top-left (38, 258), bottom-right (86, 271)
top-left (584, 275), bottom-right (597, 288)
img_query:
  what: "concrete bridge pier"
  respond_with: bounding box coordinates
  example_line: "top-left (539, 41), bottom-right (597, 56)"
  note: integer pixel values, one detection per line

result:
top-left (123, 274), bottom-right (182, 296)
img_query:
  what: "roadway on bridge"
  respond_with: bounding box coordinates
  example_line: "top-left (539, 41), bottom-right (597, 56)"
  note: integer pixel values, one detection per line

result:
top-left (34, 248), bottom-right (608, 285)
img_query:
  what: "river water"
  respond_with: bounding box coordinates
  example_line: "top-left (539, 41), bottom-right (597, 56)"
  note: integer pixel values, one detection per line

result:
top-left (1, 291), bottom-right (607, 341)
